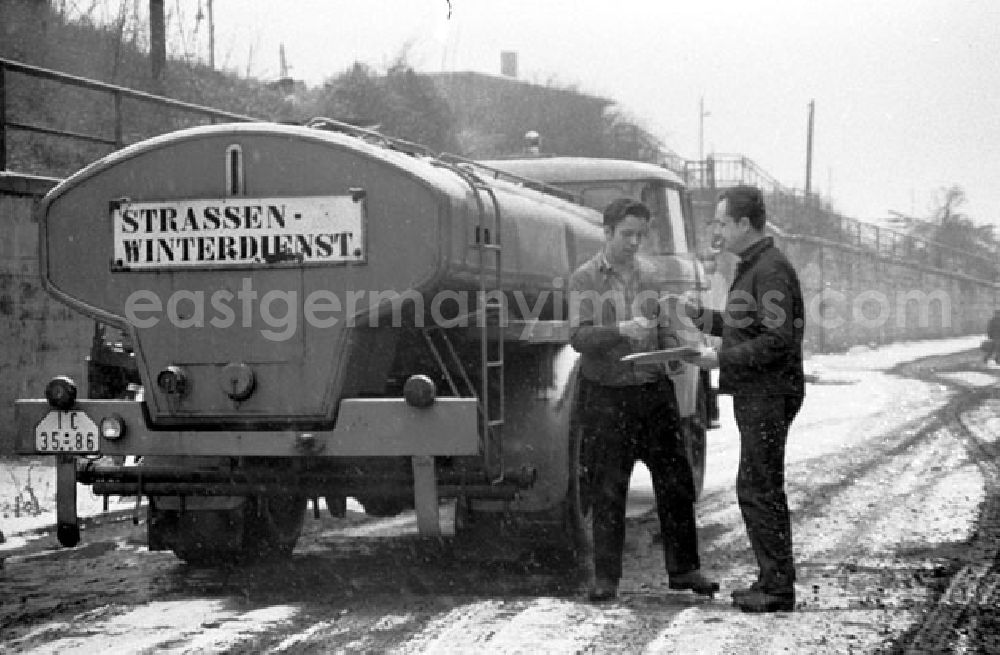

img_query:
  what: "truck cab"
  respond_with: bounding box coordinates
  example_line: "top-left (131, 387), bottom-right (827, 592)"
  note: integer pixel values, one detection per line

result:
top-left (477, 155), bottom-right (718, 494)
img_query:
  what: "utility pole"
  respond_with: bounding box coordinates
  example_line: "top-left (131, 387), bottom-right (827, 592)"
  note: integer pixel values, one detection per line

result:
top-left (208, 0), bottom-right (215, 70)
top-left (150, 0), bottom-right (166, 82)
top-left (278, 43), bottom-right (295, 95)
top-left (805, 99), bottom-right (815, 200)
top-left (197, 0), bottom-right (215, 69)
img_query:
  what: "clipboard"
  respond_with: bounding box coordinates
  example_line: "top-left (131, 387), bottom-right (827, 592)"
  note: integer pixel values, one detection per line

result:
top-left (621, 346), bottom-right (700, 365)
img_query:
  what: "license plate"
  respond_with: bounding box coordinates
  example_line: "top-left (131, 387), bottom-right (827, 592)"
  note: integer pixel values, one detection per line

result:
top-left (35, 410), bottom-right (100, 453)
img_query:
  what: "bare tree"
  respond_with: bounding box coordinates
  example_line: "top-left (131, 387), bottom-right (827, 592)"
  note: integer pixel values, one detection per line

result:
top-left (929, 184), bottom-right (998, 256)
top-left (931, 185), bottom-right (968, 225)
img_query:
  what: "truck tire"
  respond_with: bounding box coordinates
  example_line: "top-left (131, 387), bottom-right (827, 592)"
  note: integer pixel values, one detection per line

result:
top-left (451, 392), bottom-right (591, 575)
top-left (563, 416), bottom-right (595, 574)
top-left (681, 385), bottom-right (709, 500)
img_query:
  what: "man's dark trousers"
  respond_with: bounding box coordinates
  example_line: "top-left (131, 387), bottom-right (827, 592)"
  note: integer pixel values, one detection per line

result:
top-left (580, 377), bottom-right (701, 583)
top-left (733, 393), bottom-right (803, 593)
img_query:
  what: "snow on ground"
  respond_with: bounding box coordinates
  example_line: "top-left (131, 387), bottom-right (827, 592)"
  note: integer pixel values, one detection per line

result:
top-left (0, 461), bottom-right (137, 551)
top-left (15, 600), bottom-right (301, 655)
top-left (633, 334), bottom-right (990, 506)
top-left (635, 334), bottom-right (996, 654)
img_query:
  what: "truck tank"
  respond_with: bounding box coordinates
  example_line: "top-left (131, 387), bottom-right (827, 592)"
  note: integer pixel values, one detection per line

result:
top-left (39, 122), bottom-right (603, 427)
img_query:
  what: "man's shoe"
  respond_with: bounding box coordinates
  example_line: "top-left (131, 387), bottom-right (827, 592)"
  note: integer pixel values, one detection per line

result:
top-left (733, 589), bottom-right (795, 613)
top-left (668, 570), bottom-right (720, 596)
top-left (588, 577), bottom-right (618, 602)
top-left (730, 581), bottom-right (763, 602)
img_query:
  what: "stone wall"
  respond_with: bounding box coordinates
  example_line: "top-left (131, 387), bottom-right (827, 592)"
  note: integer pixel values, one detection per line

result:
top-left (0, 173), bottom-right (92, 455)
top-left (778, 235), bottom-right (996, 354)
top-left (691, 188), bottom-right (999, 354)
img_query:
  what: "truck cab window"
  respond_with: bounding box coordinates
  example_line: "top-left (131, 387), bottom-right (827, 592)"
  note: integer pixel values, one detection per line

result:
top-left (639, 184), bottom-right (688, 255)
top-left (665, 187), bottom-right (689, 254)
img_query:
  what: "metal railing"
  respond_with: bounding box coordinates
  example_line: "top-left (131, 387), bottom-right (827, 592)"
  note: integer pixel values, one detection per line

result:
top-left (685, 153), bottom-right (784, 193)
top-left (0, 57), bottom-right (260, 172)
top-left (686, 154), bottom-right (998, 282)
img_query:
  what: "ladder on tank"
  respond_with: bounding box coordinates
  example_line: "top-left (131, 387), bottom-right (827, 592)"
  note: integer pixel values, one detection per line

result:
top-left (423, 161), bottom-right (506, 483)
top-left (471, 181), bottom-right (505, 482)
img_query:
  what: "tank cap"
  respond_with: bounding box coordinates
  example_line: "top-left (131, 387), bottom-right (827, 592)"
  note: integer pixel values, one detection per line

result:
top-left (221, 362), bottom-right (256, 401)
top-left (156, 366), bottom-right (188, 396)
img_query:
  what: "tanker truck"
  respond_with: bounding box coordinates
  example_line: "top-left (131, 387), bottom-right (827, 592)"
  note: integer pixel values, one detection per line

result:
top-left (14, 118), bottom-right (710, 565)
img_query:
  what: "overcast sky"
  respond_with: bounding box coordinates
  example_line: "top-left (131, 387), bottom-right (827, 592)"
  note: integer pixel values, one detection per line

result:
top-left (192, 1), bottom-right (1000, 228)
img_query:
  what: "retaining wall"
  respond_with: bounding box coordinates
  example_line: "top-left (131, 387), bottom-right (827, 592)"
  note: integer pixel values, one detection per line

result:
top-left (0, 173), bottom-right (91, 455)
top-left (705, 233), bottom-right (998, 355)
top-left (693, 190), bottom-right (998, 355)
top-left (782, 236), bottom-right (997, 353)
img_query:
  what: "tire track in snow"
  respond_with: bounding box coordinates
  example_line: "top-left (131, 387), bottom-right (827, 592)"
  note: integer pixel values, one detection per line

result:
top-left (391, 598), bottom-right (615, 654)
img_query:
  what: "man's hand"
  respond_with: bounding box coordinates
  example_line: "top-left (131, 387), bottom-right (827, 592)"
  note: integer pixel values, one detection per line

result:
top-left (618, 317), bottom-right (656, 341)
top-left (659, 292), bottom-right (700, 323)
top-left (681, 345), bottom-right (719, 369)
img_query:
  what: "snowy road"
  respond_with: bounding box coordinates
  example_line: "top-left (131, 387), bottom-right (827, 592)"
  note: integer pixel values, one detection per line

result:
top-left (1, 335), bottom-right (998, 653)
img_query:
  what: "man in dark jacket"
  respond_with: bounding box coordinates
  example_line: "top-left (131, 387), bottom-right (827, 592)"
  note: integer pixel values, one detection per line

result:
top-left (677, 185), bottom-right (804, 613)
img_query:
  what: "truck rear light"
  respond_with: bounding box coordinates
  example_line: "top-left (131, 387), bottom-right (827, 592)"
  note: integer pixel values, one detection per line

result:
top-left (403, 374), bottom-right (436, 408)
top-left (156, 366), bottom-right (188, 396)
top-left (100, 415), bottom-right (125, 440)
top-left (45, 376), bottom-right (77, 409)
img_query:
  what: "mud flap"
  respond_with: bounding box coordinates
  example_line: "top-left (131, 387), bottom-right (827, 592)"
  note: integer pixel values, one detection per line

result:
top-left (412, 455), bottom-right (441, 536)
top-left (56, 455), bottom-right (80, 547)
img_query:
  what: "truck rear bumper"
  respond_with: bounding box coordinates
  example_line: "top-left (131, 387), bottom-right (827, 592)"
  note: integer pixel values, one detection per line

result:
top-left (14, 397), bottom-right (480, 458)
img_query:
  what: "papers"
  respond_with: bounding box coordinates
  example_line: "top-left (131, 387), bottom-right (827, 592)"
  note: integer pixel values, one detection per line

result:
top-left (621, 346), bottom-right (700, 365)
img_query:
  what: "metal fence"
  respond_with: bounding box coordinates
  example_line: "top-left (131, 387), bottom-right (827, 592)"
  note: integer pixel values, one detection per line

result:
top-left (685, 154), bottom-right (998, 282)
top-left (0, 57), bottom-right (260, 173)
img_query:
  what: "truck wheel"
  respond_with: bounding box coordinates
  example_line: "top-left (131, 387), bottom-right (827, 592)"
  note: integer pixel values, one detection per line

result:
top-left (451, 368), bottom-right (589, 575)
top-left (449, 422), bottom-right (591, 574)
top-left (514, 380), bottom-right (595, 573)
top-left (681, 386), bottom-right (709, 500)
top-left (507, 392), bottom-right (594, 574)
top-left (564, 418), bottom-right (595, 573)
